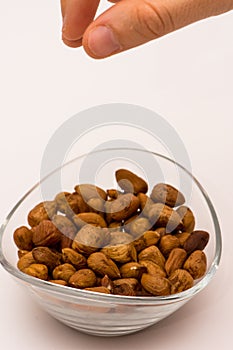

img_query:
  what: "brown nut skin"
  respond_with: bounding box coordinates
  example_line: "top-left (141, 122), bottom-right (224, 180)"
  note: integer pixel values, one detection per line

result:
top-left (69, 269), bottom-right (97, 289)
top-left (101, 243), bottom-right (137, 263)
top-left (133, 230), bottom-right (160, 252)
top-left (141, 274), bottom-right (171, 296)
top-left (126, 217), bottom-right (152, 238)
top-left (168, 269), bottom-right (194, 294)
top-left (101, 275), bottom-right (114, 292)
top-left (32, 220), bottom-right (62, 247)
top-left (62, 248), bottom-right (87, 269)
top-left (32, 247), bottom-right (62, 271)
top-left (107, 189), bottom-right (119, 199)
top-left (18, 250), bottom-right (30, 259)
top-left (183, 230), bottom-right (210, 254)
top-left (137, 193), bottom-right (154, 216)
top-left (73, 212), bottom-right (107, 229)
top-left (139, 260), bottom-right (166, 278)
top-left (183, 250), bottom-right (207, 279)
top-left (176, 206), bottom-right (195, 233)
top-left (175, 232), bottom-right (191, 247)
top-left (115, 169), bottom-right (148, 194)
top-left (74, 184), bottom-right (107, 202)
top-left (85, 286), bottom-right (111, 294)
top-left (55, 192), bottom-right (89, 216)
top-left (13, 226), bottom-right (33, 251)
top-left (110, 193), bottom-right (140, 221)
top-left (52, 263), bottom-right (76, 282)
top-left (147, 203), bottom-right (182, 232)
top-left (165, 248), bottom-right (187, 276)
top-left (108, 231), bottom-right (133, 245)
top-left (113, 278), bottom-right (139, 296)
top-left (52, 215), bottom-right (77, 249)
top-left (17, 251), bottom-right (36, 271)
top-left (28, 201), bottom-right (57, 227)
top-left (87, 252), bottom-right (121, 279)
top-left (120, 262), bottom-right (147, 279)
top-left (23, 264), bottom-right (48, 280)
top-left (138, 245), bottom-right (166, 269)
top-left (72, 225), bottom-right (109, 255)
top-left (159, 234), bottom-right (180, 257)
top-left (150, 183), bottom-right (185, 208)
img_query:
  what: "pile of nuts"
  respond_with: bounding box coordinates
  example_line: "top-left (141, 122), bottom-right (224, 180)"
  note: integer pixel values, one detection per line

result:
top-left (13, 169), bottom-right (209, 296)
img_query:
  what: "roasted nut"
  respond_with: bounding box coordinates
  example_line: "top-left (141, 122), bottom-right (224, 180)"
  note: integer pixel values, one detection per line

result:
top-left (108, 231), bottom-right (133, 245)
top-left (107, 189), bottom-right (119, 199)
top-left (32, 247), bottom-right (61, 271)
top-left (138, 246), bottom-right (165, 269)
top-left (169, 269), bottom-right (194, 294)
top-left (165, 248), bottom-right (187, 275)
top-left (108, 222), bottom-right (122, 230)
top-left (110, 193), bottom-right (140, 221)
top-left (183, 250), bottom-right (207, 279)
top-left (141, 274), bottom-right (171, 296)
top-left (18, 250), bottom-right (30, 259)
top-left (75, 184), bottom-right (107, 201)
top-left (62, 248), bottom-right (87, 269)
top-left (69, 269), bottom-right (97, 289)
top-left (72, 225), bottom-right (109, 255)
top-left (32, 220), bottom-right (62, 247)
top-left (17, 251), bottom-right (36, 271)
top-left (23, 264), bottom-right (48, 280)
top-left (52, 214), bottom-right (77, 249)
top-left (133, 230), bottom-right (160, 252)
top-left (120, 262), bottom-right (147, 279)
top-left (174, 231), bottom-right (191, 247)
top-left (150, 183), bottom-right (185, 208)
top-left (126, 217), bottom-right (152, 238)
top-left (159, 234), bottom-right (180, 257)
top-left (73, 212), bottom-right (107, 228)
top-left (49, 280), bottom-right (68, 286)
top-left (113, 278), bottom-right (139, 296)
top-left (147, 203), bottom-right (182, 232)
top-left (87, 252), bottom-right (121, 279)
top-left (85, 286), bottom-right (111, 294)
top-left (115, 169), bottom-right (148, 194)
top-left (137, 193), bottom-right (154, 216)
top-left (55, 192), bottom-right (89, 216)
top-left (52, 263), bottom-right (76, 282)
top-left (139, 260), bottom-right (166, 277)
top-left (13, 226), bottom-right (33, 250)
top-left (28, 201), bottom-right (57, 227)
top-left (87, 197), bottom-right (105, 217)
top-left (101, 275), bottom-right (114, 292)
top-left (176, 206), bottom-right (195, 233)
top-left (101, 243), bottom-right (137, 263)
top-left (183, 230), bottom-right (210, 254)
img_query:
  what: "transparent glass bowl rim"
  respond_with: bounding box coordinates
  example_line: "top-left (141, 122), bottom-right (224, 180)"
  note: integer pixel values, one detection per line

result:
top-left (0, 148), bottom-right (222, 305)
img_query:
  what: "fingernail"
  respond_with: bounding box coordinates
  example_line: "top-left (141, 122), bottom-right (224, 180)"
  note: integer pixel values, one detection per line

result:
top-left (87, 26), bottom-right (121, 57)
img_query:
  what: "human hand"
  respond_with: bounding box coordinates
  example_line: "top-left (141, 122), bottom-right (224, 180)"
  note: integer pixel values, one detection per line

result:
top-left (61, 0), bottom-right (233, 59)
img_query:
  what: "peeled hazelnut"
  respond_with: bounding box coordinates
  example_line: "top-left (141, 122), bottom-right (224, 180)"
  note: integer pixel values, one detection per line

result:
top-left (141, 274), bottom-right (171, 296)
top-left (133, 230), bottom-right (160, 252)
top-left (165, 248), bottom-right (187, 275)
top-left (120, 262), bottom-right (147, 279)
top-left (101, 243), bottom-right (137, 263)
top-left (87, 252), bottom-right (121, 279)
top-left (138, 246), bottom-right (165, 269)
top-left (62, 248), bottom-right (87, 269)
top-left (139, 260), bottom-right (166, 278)
top-left (23, 264), bottom-right (48, 280)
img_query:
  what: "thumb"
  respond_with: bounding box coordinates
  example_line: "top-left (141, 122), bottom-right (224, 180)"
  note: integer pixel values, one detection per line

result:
top-left (83, 0), bottom-right (233, 58)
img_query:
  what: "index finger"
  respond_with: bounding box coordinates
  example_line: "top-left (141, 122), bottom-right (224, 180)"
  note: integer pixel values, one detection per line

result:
top-left (61, 0), bottom-right (100, 46)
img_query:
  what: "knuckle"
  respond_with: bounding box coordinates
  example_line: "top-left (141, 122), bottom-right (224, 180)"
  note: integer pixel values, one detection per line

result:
top-left (134, 0), bottom-right (175, 40)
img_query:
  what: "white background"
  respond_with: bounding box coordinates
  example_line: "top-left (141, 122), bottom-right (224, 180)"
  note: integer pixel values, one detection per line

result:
top-left (0, 1), bottom-right (233, 348)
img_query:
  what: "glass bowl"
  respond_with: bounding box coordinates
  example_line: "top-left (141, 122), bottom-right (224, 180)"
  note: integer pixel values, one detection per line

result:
top-left (0, 148), bottom-right (222, 336)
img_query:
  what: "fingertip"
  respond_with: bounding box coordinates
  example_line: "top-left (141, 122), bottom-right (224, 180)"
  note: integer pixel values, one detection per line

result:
top-left (62, 36), bottom-right (83, 48)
